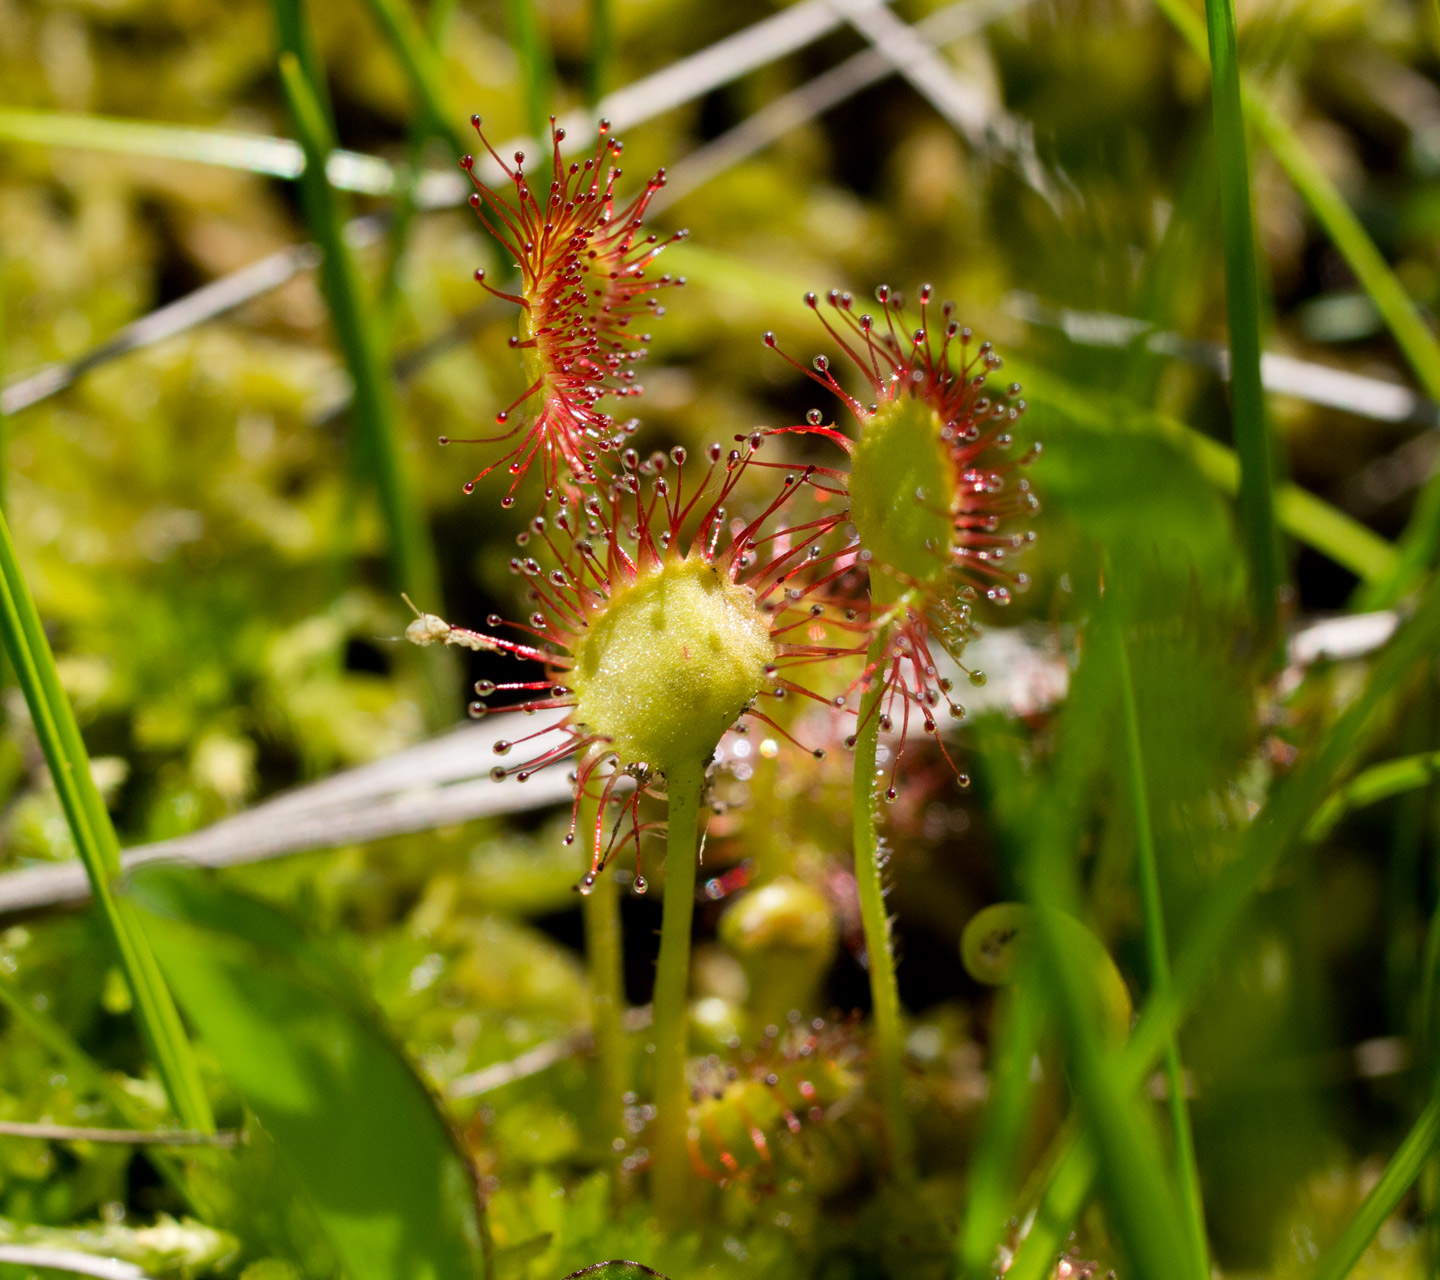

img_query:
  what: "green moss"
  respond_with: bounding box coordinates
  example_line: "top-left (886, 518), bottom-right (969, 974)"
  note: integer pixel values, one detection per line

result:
top-left (848, 397), bottom-right (957, 586)
top-left (570, 555), bottom-right (774, 773)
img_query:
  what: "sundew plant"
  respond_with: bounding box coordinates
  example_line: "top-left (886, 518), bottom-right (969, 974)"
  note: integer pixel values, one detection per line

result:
top-left (2, 0), bottom-right (1440, 1279)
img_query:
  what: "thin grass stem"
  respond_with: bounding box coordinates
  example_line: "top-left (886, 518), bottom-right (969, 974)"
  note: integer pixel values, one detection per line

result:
top-left (0, 108), bottom-right (310, 180)
top-left (1009, 570), bottom-right (1440, 1279)
top-left (1312, 1096), bottom-right (1440, 1280)
top-left (1023, 874), bottom-right (1189, 1280)
top-left (957, 980), bottom-right (1044, 1280)
top-left (1013, 607), bottom-right (1189, 1279)
top-left (0, 512), bottom-right (212, 1134)
top-left (1247, 100), bottom-right (1440, 609)
top-left (276, 46), bottom-right (453, 722)
top-left (360, 0), bottom-right (467, 155)
top-left (356, 0), bottom-right (511, 279)
top-left (1306, 751), bottom-right (1440, 843)
top-left (1150, 0), bottom-right (1440, 607)
top-left (1109, 590), bottom-right (1209, 1278)
top-left (1201, 0), bottom-right (1283, 636)
top-left (853, 623), bottom-right (916, 1181)
top-left (649, 755), bottom-right (704, 1225)
top-left (585, 0), bottom-right (613, 106)
top-left (504, 0), bottom-right (556, 143)
top-left (272, 0), bottom-right (335, 133)
top-left (379, 0), bottom-right (460, 338)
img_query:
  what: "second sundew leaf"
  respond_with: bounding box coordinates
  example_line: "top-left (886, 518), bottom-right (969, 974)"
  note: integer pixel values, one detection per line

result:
top-left (123, 865), bottom-right (487, 1280)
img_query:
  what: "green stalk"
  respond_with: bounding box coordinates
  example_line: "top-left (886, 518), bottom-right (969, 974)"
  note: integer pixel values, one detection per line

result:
top-left (580, 792), bottom-right (627, 1164)
top-left (1009, 571), bottom-right (1440, 1280)
top-left (1111, 602), bottom-right (1208, 1278)
top-left (584, 0), bottom-right (613, 106)
top-left (276, 48), bottom-right (453, 721)
top-left (0, 510), bottom-right (212, 1133)
top-left (504, 0), bottom-right (556, 143)
top-left (852, 623), bottom-right (916, 1180)
top-left (1201, 0), bottom-right (1283, 636)
top-left (1150, 0), bottom-right (1440, 404)
top-left (957, 980), bottom-right (1044, 1280)
top-left (1311, 1096), bottom-right (1440, 1280)
top-left (649, 755), bottom-right (704, 1225)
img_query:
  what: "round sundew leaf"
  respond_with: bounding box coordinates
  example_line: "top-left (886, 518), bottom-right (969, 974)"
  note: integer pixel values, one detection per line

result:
top-left (570, 554), bottom-right (774, 774)
top-left (848, 397), bottom-right (958, 587)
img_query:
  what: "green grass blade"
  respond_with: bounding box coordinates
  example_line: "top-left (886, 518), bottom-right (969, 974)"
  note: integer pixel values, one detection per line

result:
top-left (275, 50), bottom-right (449, 706)
top-left (1312, 1095), bottom-right (1440, 1280)
top-left (1020, 798), bottom-right (1190, 1278)
top-left (1006, 1135), bottom-right (1101, 1280)
top-left (1355, 470), bottom-right (1440, 611)
top-left (272, 0), bottom-right (336, 133)
top-left (956, 980), bottom-right (1045, 1280)
top-left (1014, 358), bottom-right (1396, 584)
top-left (127, 865), bottom-right (489, 1280)
top-left (1306, 751), bottom-right (1440, 842)
top-left (1243, 93), bottom-right (1440, 406)
top-left (1009, 571), bottom-right (1440, 1278)
top-left (1149, 0), bottom-right (1440, 606)
top-left (1246, 99), bottom-right (1440, 609)
top-left (585, 0), bottom-right (613, 106)
top-left (378, 0), bottom-right (461, 338)
top-left (360, 0), bottom-right (467, 156)
top-left (504, 0), bottom-right (556, 143)
top-left (1108, 584), bottom-right (1208, 1279)
top-left (1006, 590), bottom-right (1190, 1280)
top-left (1201, 0), bottom-right (1283, 635)
top-left (0, 509), bottom-right (213, 1133)
top-left (1150, 0), bottom-right (1440, 405)
top-left (356, 0), bottom-right (509, 273)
